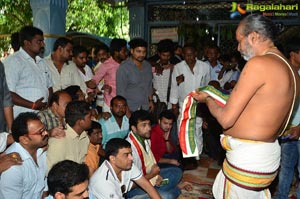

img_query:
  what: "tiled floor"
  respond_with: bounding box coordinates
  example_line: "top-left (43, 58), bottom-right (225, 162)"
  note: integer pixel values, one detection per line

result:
top-left (179, 154), bottom-right (221, 199)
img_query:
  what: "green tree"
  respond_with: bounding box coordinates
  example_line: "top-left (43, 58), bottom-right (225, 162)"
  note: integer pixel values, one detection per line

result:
top-left (0, 0), bottom-right (129, 53)
top-left (0, 0), bottom-right (32, 53)
top-left (66, 0), bottom-right (129, 39)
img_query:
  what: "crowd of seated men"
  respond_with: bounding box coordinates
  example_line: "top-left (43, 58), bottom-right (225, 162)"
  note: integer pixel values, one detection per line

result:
top-left (1, 24), bottom-right (298, 199)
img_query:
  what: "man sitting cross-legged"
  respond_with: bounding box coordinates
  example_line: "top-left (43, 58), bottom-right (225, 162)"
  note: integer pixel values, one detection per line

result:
top-left (126, 110), bottom-right (185, 199)
top-left (99, 95), bottom-right (130, 148)
top-left (47, 101), bottom-right (92, 172)
top-left (84, 121), bottom-right (104, 175)
top-left (150, 109), bottom-right (183, 169)
top-left (0, 112), bottom-right (49, 199)
top-left (89, 138), bottom-right (162, 199)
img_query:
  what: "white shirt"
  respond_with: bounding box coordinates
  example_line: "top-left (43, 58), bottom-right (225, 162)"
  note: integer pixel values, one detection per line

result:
top-left (153, 68), bottom-right (172, 104)
top-left (3, 48), bottom-right (53, 117)
top-left (219, 70), bottom-right (240, 88)
top-left (0, 132), bottom-right (8, 152)
top-left (126, 131), bottom-right (158, 186)
top-left (89, 160), bottom-right (142, 199)
top-left (206, 61), bottom-right (223, 81)
top-left (169, 59), bottom-right (210, 108)
top-left (78, 65), bottom-right (94, 83)
top-left (290, 70), bottom-right (300, 128)
top-left (44, 56), bottom-right (87, 93)
top-left (0, 142), bottom-right (47, 199)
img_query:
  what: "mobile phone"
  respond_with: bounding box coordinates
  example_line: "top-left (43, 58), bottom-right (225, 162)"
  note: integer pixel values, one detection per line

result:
top-left (160, 178), bottom-right (169, 186)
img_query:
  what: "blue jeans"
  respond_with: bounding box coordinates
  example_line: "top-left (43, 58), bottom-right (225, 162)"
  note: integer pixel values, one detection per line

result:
top-left (126, 167), bottom-right (182, 199)
top-left (297, 141), bottom-right (300, 199)
top-left (276, 140), bottom-right (300, 199)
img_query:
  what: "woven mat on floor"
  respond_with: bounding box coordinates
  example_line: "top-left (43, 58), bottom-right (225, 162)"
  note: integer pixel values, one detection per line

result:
top-left (178, 182), bottom-right (213, 199)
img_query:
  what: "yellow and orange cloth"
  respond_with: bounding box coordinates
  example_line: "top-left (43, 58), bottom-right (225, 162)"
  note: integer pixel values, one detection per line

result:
top-left (213, 135), bottom-right (280, 199)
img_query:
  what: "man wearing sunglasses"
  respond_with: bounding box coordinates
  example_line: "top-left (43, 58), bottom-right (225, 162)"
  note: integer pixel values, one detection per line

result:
top-left (0, 112), bottom-right (49, 199)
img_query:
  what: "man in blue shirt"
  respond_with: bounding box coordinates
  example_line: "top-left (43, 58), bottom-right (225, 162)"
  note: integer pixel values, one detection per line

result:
top-left (205, 45), bottom-right (223, 81)
top-left (100, 95), bottom-right (130, 148)
top-left (0, 112), bottom-right (49, 199)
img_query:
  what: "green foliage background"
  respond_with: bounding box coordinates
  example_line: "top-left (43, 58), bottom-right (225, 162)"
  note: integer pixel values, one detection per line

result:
top-left (66, 0), bottom-right (129, 39)
top-left (0, 0), bottom-right (129, 54)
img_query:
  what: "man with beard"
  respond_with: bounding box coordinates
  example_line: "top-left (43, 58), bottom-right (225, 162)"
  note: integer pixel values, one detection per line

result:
top-left (89, 138), bottom-right (162, 199)
top-left (99, 95), bottom-right (130, 148)
top-left (0, 112), bottom-right (49, 198)
top-left (192, 14), bottom-right (299, 198)
top-left (72, 45), bottom-right (97, 102)
top-left (116, 38), bottom-right (154, 112)
top-left (44, 37), bottom-right (86, 93)
top-left (47, 101), bottom-right (92, 171)
top-left (92, 38), bottom-right (128, 112)
top-left (152, 39), bottom-right (177, 109)
top-left (150, 110), bottom-right (182, 168)
top-left (126, 110), bottom-right (182, 199)
top-left (3, 26), bottom-right (53, 117)
top-left (73, 45), bottom-right (96, 90)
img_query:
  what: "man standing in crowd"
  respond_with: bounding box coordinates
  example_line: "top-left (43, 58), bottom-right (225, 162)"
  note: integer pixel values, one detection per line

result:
top-left (46, 160), bottom-right (90, 199)
top-left (152, 39), bottom-right (176, 108)
top-left (0, 61), bottom-right (16, 170)
top-left (193, 14), bottom-right (299, 198)
top-left (116, 38), bottom-right (154, 112)
top-left (47, 101), bottom-right (91, 171)
top-left (205, 45), bottom-right (223, 81)
top-left (92, 44), bottom-right (110, 112)
top-left (89, 138), bottom-right (162, 199)
top-left (276, 36), bottom-right (300, 199)
top-left (44, 37), bottom-right (86, 93)
top-left (99, 95), bottom-right (130, 148)
top-left (73, 45), bottom-right (96, 91)
top-left (92, 38), bottom-right (128, 112)
top-left (170, 44), bottom-right (210, 158)
top-left (0, 62), bottom-right (21, 171)
top-left (3, 26), bottom-right (53, 117)
top-left (0, 61), bottom-right (13, 132)
top-left (92, 44), bottom-right (110, 72)
top-left (0, 112), bottom-right (48, 198)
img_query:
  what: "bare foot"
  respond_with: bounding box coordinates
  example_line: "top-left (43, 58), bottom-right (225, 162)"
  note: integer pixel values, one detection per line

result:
top-left (178, 181), bottom-right (193, 191)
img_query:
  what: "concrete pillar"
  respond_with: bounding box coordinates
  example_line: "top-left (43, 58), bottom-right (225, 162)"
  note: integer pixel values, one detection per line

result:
top-left (30, 0), bottom-right (68, 56)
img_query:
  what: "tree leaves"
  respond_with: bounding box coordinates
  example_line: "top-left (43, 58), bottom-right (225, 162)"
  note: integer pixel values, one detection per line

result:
top-left (66, 0), bottom-right (129, 39)
top-left (0, 0), bottom-right (129, 53)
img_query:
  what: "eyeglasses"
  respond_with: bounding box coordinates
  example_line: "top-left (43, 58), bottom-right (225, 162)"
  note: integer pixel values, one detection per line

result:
top-left (28, 125), bottom-right (48, 136)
